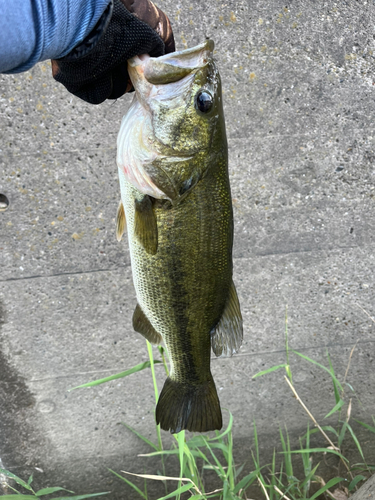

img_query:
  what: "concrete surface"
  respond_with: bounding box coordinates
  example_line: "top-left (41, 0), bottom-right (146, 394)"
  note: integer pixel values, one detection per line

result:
top-left (350, 474), bottom-right (375, 500)
top-left (1, 0), bottom-right (375, 498)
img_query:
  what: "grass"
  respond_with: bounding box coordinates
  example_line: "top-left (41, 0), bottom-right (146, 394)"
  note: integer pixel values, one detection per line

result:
top-left (2, 309), bottom-right (375, 499)
top-left (0, 467), bottom-right (109, 499)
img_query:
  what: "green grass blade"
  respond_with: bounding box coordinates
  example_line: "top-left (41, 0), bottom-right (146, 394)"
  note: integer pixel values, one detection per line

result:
top-left (157, 346), bottom-right (170, 377)
top-left (232, 470), bottom-right (260, 495)
top-left (355, 419), bottom-right (375, 433)
top-left (285, 305), bottom-right (292, 384)
top-left (176, 430), bottom-right (186, 500)
top-left (121, 422), bottom-right (158, 451)
top-left (157, 483), bottom-right (193, 500)
top-left (0, 496), bottom-right (36, 499)
top-left (227, 426), bottom-right (234, 489)
top-left (186, 435), bottom-right (207, 448)
top-left (144, 475), bottom-right (148, 500)
top-left (52, 494), bottom-right (110, 500)
top-left (351, 463), bottom-right (375, 472)
top-left (139, 449), bottom-right (181, 457)
top-left (278, 461), bottom-right (284, 486)
top-left (145, 341), bottom-right (166, 481)
top-left (109, 469), bottom-right (147, 499)
top-left (0, 469), bottom-right (34, 492)
top-left (309, 477), bottom-right (344, 500)
top-left (279, 427), bottom-right (286, 452)
top-left (177, 430), bottom-right (185, 476)
top-left (301, 426), bottom-right (339, 439)
top-left (292, 351), bottom-right (343, 391)
top-left (270, 449), bottom-right (276, 500)
top-left (299, 463), bottom-right (320, 490)
top-left (346, 423), bottom-right (365, 460)
top-left (279, 427), bottom-right (293, 479)
top-left (195, 447), bottom-right (212, 466)
top-left (206, 442), bottom-right (229, 454)
top-left (140, 449), bottom-right (202, 460)
top-left (250, 453), bottom-right (265, 489)
top-left (327, 353), bottom-right (341, 404)
top-left (286, 429), bottom-right (294, 479)
top-left (300, 446), bottom-right (311, 485)
top-left (36, 487), bottom-right (74, 496)
top-left (305, 421), bottom-right (310, 449)
top-left (181, 443), bottom-right (200, 476)
top-left (203, 438), bottom-right (226, 479)
top-left (234, 463), bottom-right (245, 479)
top-left (210, 411), bottom-right (233, 441)
top-left (252, 364), bottom-right (287, 379)
top-left (190, 496), bottom-right (221, 500)
top-left (285, 364), bottom-right (292, 383)
top-left (253, 421), bottom-right (260, 466)
top-left (324, 399), bottom-right (345, 419)
top-left (3, 485), bottom-right (21, 495)
top-left (222, 479), bottom-right (228, 500)
top-left (69, 361), bottom-right (161, 390)
top-left (27, 475), bottom-right (33, 486)
top-left (300, 423), bottom-right (311, 480)
top-left (348, 475), bottom-right (366, 491)
top-left (280, 448), bottom-right (348, 461)
top-left (146, 341), bottom-right (160, 405)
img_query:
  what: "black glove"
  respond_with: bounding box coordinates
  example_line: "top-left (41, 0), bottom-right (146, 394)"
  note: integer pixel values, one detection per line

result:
top-left (51, 0), bottom-right (175, 104)
top-left (121, 0), bottom-right (175, 54)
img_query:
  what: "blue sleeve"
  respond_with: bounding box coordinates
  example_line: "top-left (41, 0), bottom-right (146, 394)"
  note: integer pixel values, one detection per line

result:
top-left (0, 0), bottom-right (111, 73)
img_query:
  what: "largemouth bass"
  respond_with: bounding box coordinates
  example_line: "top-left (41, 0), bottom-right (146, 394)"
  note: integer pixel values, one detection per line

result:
top-left (116, 40), bottom-right (242, 433)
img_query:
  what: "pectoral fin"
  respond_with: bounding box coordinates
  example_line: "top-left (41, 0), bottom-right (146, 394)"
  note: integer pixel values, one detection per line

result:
top-left (133, 303), bottom-right (162, 345)
top-left (134, 195), bottom-right (158, 255)
top-left (211, 281), bottom-right (243, 357)
top-left (116, 201), bottom-right (126, 242)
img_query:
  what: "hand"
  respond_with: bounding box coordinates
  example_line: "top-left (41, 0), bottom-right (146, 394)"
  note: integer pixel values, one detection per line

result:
top-left (121, 0), bottom-right (175, 54)
top-left (51, 0), bottom-right (175, 104)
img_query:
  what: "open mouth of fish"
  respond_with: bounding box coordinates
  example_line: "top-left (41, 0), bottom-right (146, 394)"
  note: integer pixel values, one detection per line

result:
top-left (116, 40), bottom-right (217, 201)
top-left (128, 39), bottom-right (215, 85)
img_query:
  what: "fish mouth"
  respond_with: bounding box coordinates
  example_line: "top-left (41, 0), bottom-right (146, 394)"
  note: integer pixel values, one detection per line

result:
top-left (128, 40), bottom-right (214, 85)
top-left (118, 41), bottom-right (216, 201)
top-left (145, 39), bottom-right (214, 64)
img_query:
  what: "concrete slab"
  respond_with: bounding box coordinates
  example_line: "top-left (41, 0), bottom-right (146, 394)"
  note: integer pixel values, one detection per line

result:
top-left (350, 474), bottom-right (375, 500)
top-left (1, 0), bottom-right (375, 497)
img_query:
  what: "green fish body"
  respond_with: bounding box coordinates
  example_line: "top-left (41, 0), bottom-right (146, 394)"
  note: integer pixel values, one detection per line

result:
top-left (116, 41), bottom-right (242, 433)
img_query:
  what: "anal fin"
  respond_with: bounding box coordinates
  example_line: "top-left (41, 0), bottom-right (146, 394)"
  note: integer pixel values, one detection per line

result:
top-left (211, 280), bottom-right (243, 357)
top-left (133, 303), bottom-right (162, 345)
top-left (134, 195), bottom-right (158, 255)
top-left (116, 201), bottom-right (126, 242)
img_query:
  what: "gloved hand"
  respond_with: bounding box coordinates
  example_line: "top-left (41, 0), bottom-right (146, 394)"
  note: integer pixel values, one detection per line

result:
top-left (51, 0), bottom-right (175, 104)
top-left (122, 0), bottom-right (175, 54)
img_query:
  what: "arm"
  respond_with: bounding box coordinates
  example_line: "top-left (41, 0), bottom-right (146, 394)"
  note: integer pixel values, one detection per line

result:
top-left (1, 0), bottom-right (175, 104)
top-left (0, 0), bottom-right (110, 73)
top-left (52, 0), bottom-right (175, 104)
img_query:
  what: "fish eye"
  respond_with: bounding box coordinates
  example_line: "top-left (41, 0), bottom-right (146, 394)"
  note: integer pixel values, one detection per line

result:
top-left (195, 90), bottom-right (213, 113)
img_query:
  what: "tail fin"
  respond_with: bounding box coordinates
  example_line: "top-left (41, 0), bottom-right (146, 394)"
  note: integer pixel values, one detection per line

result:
top-left (155, 376), bottom-right (222, 433)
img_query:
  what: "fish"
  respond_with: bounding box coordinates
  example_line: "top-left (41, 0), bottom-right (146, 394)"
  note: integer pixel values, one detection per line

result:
top-left (116, 40), bottom-right (243, 434)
